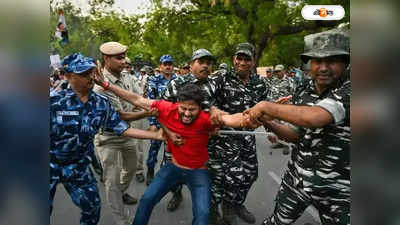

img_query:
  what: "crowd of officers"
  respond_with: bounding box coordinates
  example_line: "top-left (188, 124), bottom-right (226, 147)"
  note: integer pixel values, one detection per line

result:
top-left (50, 28), bottom-right (350, 225)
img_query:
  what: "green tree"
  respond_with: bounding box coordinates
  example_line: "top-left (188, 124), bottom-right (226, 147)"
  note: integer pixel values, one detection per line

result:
top-left (142, 0), bottom-right (350, 66)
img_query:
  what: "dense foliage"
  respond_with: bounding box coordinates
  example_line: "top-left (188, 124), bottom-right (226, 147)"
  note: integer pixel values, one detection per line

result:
top-left (50, 0), bottom-right (350, 68)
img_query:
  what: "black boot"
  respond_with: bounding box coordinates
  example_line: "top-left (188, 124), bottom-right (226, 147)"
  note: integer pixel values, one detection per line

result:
top-left (222, 202), bottom-right (238, 225)
top-left (136, 173), bottom-right (145, 183)
top-left (235, 204), bottom-right (256, 224)
top-left (146, 168), bottom-right (154, 186)
top-left (166, 190), bottom-right (183, 212)
top-left (122, 193), bottom-right (138, 205)
top-left (209, 203), bottom-right (226, 225)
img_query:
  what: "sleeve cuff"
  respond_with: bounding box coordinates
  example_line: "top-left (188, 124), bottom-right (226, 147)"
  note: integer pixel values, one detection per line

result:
top-left (114, 121), bottom-right (130, 136)
top-left (316, 97), bottom-right (346, 124)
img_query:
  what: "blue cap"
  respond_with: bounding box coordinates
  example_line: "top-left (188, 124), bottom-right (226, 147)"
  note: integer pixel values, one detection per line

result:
top-left (159, 54), bottom-right (173, 63)
top-left (61, 53), bottom-right (96, 74)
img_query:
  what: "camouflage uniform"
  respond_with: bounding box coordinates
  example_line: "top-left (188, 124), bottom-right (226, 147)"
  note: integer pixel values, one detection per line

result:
top-left (146, 73), bottom-right (177, 170)
top-left (128, 73), bottom-right (149, 177)
top-left (263, 29), bottom-right (350, 225)
top-left (270, 76), bottom-right (296, 101)
top-left (162, 73), bottom-right (216, 112)
top-left (262, 76), bottom-right (277, 95)
top-left (209, 68), bottom-right (270, 206)
top-left (50, 89), bottom-right (129, 225)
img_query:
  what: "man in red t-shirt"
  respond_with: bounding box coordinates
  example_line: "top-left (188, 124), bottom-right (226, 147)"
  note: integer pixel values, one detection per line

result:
top-left (95, 69), bottom-right (246, 225)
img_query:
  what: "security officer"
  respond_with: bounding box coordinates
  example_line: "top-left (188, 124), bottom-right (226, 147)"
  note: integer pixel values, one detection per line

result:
top-left (50, 53), bottom-right (164, 225)
top-left (209, 43), bottom-right (271, 225)
top-left (179, 63), bottom-right (190, 76)
top-left (94, 42), bottom-right (152, 225)
top-left (219, 63), bottom-right (228, 71)
top-left (263, 67), bottom-right (275, 91)
top-left (244, 29), bottom-right (350, 225)
top-left (268, 64), bottom-right (296, 150)
top-left (163, 49), bottom-right (216, 110)
top-left (270, 64), bottom-right (296, 102)
top-left (123, 63), bottom-right (151, 183)
top-left (146, 54), bottom-right (177, 186)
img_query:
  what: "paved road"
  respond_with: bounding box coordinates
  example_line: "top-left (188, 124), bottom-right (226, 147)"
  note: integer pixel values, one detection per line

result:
top-left (51, 127), bottom-right (320, 225)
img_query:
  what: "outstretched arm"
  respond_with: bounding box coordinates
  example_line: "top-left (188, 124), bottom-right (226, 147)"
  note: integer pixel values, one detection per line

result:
top-left (244, 101), bottom-right (334, 128)
top-left (263, 121), bottom-right (300, 143)
top-left (118, 108), bottom-right (158, 122)
top-left (219, 113), bottom-right (246, 128)
top-left (219, 113), bottom-right (265, 129)
top-left (94, 60), bottom-right (154, 110)
top-left (122, 127), bottom-right (164, 141)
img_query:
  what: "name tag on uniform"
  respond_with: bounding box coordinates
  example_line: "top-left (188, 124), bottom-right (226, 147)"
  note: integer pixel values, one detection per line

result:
top-left (56, 111), bottom-right (80, 116)
top-left (56, 111), bottom-right (79, 124)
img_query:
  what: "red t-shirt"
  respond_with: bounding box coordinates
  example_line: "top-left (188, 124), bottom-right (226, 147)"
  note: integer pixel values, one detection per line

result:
top-left (151, 100), bottom-right (214, 169)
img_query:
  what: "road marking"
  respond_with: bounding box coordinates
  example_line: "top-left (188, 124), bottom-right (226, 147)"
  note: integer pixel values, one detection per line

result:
top-left (267, 171), bottom-right (320, 222)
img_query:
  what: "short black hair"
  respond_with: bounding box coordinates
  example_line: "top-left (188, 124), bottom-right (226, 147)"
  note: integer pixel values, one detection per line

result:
top-left (177, 84), bottom-right (204, 107)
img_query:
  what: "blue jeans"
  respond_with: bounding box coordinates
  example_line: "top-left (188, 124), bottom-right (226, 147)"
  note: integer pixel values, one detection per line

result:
top-left (133, 162), bottom-right (211, 225)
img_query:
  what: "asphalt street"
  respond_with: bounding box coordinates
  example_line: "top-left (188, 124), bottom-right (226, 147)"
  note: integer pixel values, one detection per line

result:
top-left (51, 127), bottom-right (320, 225)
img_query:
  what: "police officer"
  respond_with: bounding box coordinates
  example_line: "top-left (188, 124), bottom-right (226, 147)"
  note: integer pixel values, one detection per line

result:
top-left (179, 63), bottom-right (190, 76)
top-left (146, 54), bottom-right (177, 186)
top-left (94, 42), bottom-right (154, 225)
top-left (209, 43), bottom-right (271, 225)
top-left (219, 63), bottom-right (228, 71)
top-left (263, 67), bottom-right (275, 91)
top-left (244, 29), bottom-right (350, 225)
top-left (163, 49), bottom-right (216, 110)
top-left (268, 64), bottom-right (296, 150)
top-left (50, 53), bottom-right (164, 225)
top-left (270, 64), bottom-right (296, 102)
top-left (124, 63), bottom-right (151, 183)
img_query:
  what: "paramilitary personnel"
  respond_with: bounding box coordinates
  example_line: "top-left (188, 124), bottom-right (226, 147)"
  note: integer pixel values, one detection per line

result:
top-left (244, 29), bottom-right (351, 225)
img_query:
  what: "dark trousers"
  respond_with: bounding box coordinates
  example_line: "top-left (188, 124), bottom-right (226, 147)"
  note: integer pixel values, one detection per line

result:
top-left (50, 163), bottom-right (101, 225)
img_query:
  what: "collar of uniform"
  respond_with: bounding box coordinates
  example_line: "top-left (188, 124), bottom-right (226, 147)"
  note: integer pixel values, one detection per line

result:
top-left (192, 73), bottom-right (212, 84)
top-left (65, 88), bottom-right (76, 97)
top-left (103, 68), bottom-right (120, 84)
top-left (87, 89), bottom-right (97, 101)
top-left (186, 73), bottom-right (201, 83)
top-left (231, 70), bottom-right (259, 84)
top-left (307, 74), bottom-right (349, 97)
top-left (65, 88), bottom-right (96, 103)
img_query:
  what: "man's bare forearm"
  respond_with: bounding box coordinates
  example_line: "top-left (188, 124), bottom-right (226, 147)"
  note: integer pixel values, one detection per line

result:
top-left (259, 101), bottom-right (333, 128)
top-left (263, 120), bottom-right (300, 143)
top-left (108, 84), bottom-right (153, 110)
top-left (119, 110), bottom-right (150, 121)
top-left (221, 113), bottom-right (245, 128)
top-left (122, 127), bottom-right (163, 140)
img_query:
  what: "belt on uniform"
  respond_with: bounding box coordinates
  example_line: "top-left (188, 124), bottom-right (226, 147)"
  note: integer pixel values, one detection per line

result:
top-left (99, 127), bottom-right (117, 136)
top-left (50, 155), bottom-right (83, 166)
top-left (99, 131), bottom-right (117, 136)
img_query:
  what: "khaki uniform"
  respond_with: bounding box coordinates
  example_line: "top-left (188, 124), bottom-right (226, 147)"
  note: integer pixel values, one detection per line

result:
top-left (122, 73), bottom-right (148, 178)
top-left (94, 69), bottom-right (138, 225)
